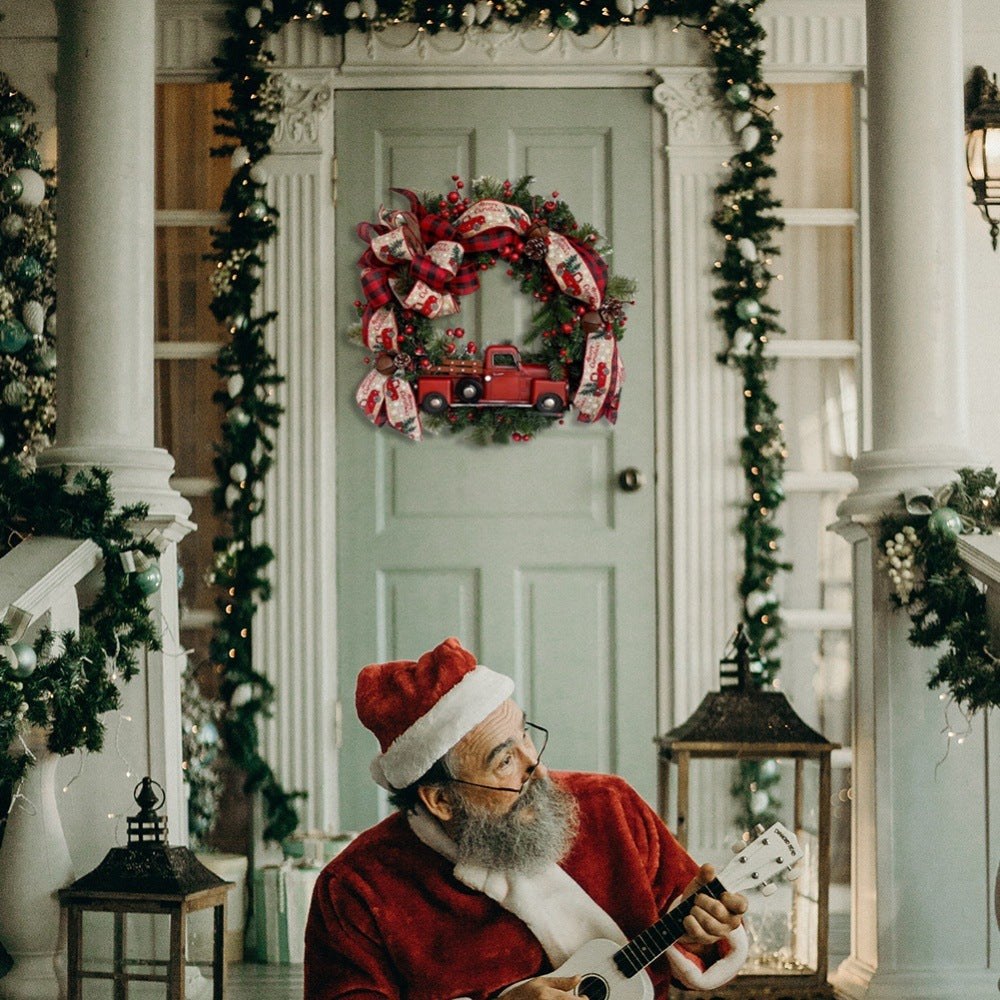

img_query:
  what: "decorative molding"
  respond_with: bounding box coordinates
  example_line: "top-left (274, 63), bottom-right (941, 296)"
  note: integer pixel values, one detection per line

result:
top-left (271, 72), bottom-right (332, 152)
top-left (651, 70), bottom-right (731, 148)
top-left (758, 1), bottom-right (866, 71)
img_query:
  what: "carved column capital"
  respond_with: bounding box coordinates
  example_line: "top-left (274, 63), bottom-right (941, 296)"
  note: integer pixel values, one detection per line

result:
top-left (270, 72), bottom-right (333, 152)
top-left (651, 69), bottom-right (731, 148)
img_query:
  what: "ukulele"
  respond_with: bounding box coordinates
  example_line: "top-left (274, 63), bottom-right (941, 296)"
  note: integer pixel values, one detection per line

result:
top-left (549, 822), bottom-right (803, 1000)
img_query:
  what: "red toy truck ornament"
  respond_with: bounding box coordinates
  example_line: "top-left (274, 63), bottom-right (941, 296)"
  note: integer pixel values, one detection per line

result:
top-left (416, 344), bottom-right (567, 415)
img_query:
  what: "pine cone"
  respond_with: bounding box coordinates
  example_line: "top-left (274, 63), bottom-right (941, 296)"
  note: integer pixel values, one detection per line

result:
top-left (523, 235), bottom-right (548, 261)
top-left (600, 298), bottom-right (625, 324)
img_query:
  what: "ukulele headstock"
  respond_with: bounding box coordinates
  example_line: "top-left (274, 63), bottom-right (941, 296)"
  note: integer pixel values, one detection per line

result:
top-left (718, 822), bottom-right (802, 896)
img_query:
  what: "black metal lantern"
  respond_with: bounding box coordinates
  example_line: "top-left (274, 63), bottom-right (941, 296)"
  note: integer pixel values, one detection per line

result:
top-left (655, 628), bottom-right (839, 998)
top-left (965, 66), bottom-right (1000, 250)
top-left (58, 777), bottom-right (232, 1000)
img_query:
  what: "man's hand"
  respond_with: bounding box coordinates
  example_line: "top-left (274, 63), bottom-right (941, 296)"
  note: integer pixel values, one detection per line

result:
top-left (675, 863), bottom-right (747, 953)
top-left (500, 975), bottom-right (582, 998)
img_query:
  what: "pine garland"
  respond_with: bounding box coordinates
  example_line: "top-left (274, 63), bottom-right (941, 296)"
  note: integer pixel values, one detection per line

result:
top-left (209, 0), bottom-right (788, 835)
top-left (0, 72), bottom-right (57, 464)
top-left (878, 467), bottom-right (1000, 714)
top-left (0, 463), bottom-right (160, 790)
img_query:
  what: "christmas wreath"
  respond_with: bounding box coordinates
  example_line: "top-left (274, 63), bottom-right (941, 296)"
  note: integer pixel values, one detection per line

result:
top-left (351, 176), bottom-right (635, 444)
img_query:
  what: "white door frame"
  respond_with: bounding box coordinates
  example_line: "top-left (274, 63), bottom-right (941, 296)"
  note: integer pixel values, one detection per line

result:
top-left (154, 0), bottom-right (867, 833)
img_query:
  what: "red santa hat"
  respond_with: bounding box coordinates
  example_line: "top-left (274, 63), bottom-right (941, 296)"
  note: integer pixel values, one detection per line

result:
top-left (356, 637), bottom-right (515, 790)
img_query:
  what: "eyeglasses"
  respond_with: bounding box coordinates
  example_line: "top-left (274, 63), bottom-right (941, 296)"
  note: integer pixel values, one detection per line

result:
top-left (448, 722), bottom-right (549, 796)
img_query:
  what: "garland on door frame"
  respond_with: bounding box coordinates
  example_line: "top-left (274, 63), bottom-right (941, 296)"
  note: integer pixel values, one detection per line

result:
top-left (210, 0), bottom-right (787, 835)
top-left (0, 463), bottom-right (161, 792)
top-left (351, 178), bottom-right (633, 444)
top-left (878, 467), bottom-right (1000, 715)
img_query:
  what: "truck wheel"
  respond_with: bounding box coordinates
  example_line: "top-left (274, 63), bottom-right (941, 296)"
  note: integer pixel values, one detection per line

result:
top-left (421, 392), bottom-right (448, 414)
top-left (535, 393), bottom-right (564, 414)
top-left (456, 378), bottom-right (483, 403)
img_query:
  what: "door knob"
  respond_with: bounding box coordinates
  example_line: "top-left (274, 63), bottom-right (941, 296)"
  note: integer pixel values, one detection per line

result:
top-left (617, 467), bottom-right (645, 492)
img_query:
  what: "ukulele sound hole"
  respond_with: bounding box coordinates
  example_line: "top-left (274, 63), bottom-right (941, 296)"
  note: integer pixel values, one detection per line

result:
top-left (575, 974), bottom-right (610, 1000)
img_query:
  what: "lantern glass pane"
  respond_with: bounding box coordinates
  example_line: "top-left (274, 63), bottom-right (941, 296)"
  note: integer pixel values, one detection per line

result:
top-left (984, 126), bottom-right (1000, 178)
top-left (668, 755), bottom-right (826, 977)
top-left (967, 129), bottom-right (986, 181)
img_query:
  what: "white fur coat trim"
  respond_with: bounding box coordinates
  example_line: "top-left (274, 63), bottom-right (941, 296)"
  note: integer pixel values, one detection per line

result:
top-left (407, 806), bottom-right (746, 990)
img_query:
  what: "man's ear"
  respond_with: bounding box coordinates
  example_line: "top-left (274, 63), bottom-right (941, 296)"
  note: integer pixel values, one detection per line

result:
top-left (418, 783), bottom-right (454, 822)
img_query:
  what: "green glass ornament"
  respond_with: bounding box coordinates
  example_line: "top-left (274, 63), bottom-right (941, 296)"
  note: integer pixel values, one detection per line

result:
top-left (556, 8), bottom-right (580, 28)
top-left (0, 319), bottom-right (29, 352)
top-left (10, 641), bottom-right (36, 678)
top-left (14, 255), bottom-right (42, 283)
top-left (928, 506), bottom-right (963, 536)
top-left (735, 297), bottom-right (761, 321)
top-left (0, 114), bottom-right (23, 138)
top-left (228, 407), bottom-right (251, 428)
top-left (246, 200), bottom-right (269, 221)
top-left (1, 173), bottom-right (24, 201)
top-left (0, 429), bottom-right (5, 451)
top-left (135, 564), bottom-right (163, 596)
top-left (726, 82), bottom-right (752, 106)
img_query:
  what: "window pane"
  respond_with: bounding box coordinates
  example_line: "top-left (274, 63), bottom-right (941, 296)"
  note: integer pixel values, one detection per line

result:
top-left (155, 82), bottom-right (232, 211)
top-left (177, 494), bottom-right (228, 618)
top-left (154, 358), bottom-right (222, 480)
top-left (770, 358), bottom-right (858, 473)
top-left (156, 227), bottom-right (226, 343)
top-left (770, 82), bottom-right (854, 210)
top-left (776, 491), bottom-right (852, 615)
top-left (769, 226), bottom-right (854, 341)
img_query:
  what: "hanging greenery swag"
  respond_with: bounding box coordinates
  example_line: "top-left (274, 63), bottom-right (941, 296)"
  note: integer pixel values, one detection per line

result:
top-left (878, 467), bottom-right (1000, 715)
top-left (0, 463), bottom-right (161, 791)
top-left (209, 0), bottom-right (787, 837)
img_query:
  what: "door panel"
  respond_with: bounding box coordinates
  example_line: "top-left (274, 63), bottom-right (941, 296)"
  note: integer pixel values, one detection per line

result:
top-left (335, 89), bottom-right (658, 830)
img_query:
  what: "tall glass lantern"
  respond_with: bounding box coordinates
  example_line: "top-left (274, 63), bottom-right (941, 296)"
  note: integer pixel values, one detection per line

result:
top-left (656, 628), bottom-right (839, 998)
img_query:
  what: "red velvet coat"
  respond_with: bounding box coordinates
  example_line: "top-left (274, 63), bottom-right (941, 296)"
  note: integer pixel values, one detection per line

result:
top-left (304, 772), bottom-right (709, 999)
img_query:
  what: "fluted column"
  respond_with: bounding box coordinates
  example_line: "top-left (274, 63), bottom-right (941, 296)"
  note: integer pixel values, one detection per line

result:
top-left (834, 2), bottom-right (994, 998)
top-left (38, 0), bottom-right (193, 910)
top-left (42, 0), bottom-right (189, 522)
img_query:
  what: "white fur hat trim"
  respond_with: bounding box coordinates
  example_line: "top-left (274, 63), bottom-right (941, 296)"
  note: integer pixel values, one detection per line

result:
top-left (371, 665), bottom-right (514, 790)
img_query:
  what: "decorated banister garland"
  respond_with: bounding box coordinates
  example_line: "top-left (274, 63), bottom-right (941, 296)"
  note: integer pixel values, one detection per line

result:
top-left (878, 467), bottom-right (1000, 715)
top-left (209, 0), bottom-right (787, 836)
top-left (0, 462), bottom-right (162, 793)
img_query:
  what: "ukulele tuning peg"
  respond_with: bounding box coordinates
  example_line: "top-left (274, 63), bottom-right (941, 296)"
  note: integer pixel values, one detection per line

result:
top-left (753, 823), bottom-right (766, 838)
top-left (760, 882), bottom-right (777, 897)
top-left (784, 868), bottom-right (801, 882)
top-left (731, 840), bottom-right (746, 854)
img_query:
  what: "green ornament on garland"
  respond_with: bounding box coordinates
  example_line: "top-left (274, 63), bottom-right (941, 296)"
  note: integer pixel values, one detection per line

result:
top-left (726, 82), bottom-right (752, 106)
top-left (735, 297), bottom-right (761, 321)
top-left (0, 429), bottom-right (5, 451)
top-left (135, 563), bottom-right (163, 596)
top-left (928, 506), bottom-right (963, 536)
top-left (14, 255), bottom-right (42, 283)
top-left (10, 641), bottom-right (37, 678)
top-left (228, 406), bottom-right (251, 428)
top-left (556, 8), bottom-right (580, 28)
top-left (1, 173), bottom-right (23, 201)
top-left (0, 213), bottom-right (24, 239)
top-left (246, 199), bottom-right (269, 221)
top-left (0, 319), bottom-right (29, 352)
top-left (0, 114), bottom-right (23, 138)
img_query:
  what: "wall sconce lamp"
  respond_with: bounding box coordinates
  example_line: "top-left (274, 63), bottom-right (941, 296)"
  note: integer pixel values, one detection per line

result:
top-left (966, 66), bottom-right (1000, 250)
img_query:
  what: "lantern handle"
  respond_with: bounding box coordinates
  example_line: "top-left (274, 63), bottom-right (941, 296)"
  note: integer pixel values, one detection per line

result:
top-left (133, 776), bottom-right (166, 814)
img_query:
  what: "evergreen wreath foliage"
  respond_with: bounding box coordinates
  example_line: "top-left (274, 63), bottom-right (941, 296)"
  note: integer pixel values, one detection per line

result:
top-left (209, 0), bottom-right (788, 834)
top-left (878, 467), bottom-right (1000, 714)
top-left (0, 463), bottom-right (160, 790)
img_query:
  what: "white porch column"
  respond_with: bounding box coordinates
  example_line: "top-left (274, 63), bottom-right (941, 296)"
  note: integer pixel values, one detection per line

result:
top-left (39, 0), bottom-right (193, 872)
top-left (834, 1), bottom-right (994, 998)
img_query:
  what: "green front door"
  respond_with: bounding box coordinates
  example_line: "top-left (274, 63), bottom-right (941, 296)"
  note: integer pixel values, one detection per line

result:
top-left (335, 88), bottom-right (660, 830)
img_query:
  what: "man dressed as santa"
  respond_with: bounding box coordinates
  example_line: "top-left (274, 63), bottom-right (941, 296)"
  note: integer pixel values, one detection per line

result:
top-left (304, 637), bottom-right (749, 999)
